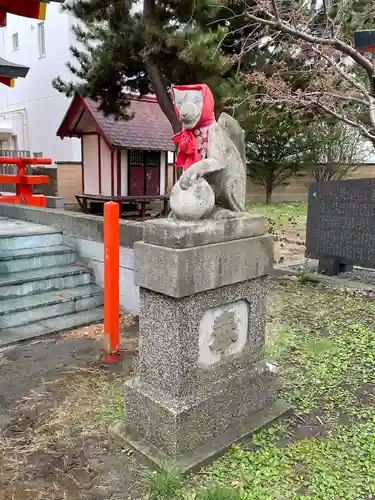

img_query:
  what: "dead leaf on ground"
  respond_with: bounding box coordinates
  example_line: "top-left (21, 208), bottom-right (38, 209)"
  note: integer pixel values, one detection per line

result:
top-left (62, 312), bottom-right (137, 341)
top-left (63, 323), bottom-right (104, 340)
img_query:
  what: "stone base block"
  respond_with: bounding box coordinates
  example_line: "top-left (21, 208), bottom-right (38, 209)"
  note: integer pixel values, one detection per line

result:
top-left (143, 214), bottom-right (266, 248)
top-left (112, 399), bottom-right (291, 473)
top-left (134, 234), bottom-right (273, 297)
top-left (123, 362), bottom-right (290, 461)
top-left (318, 258), bottom-right (353, 276)
top-left (45, 196), bottom-right (64, 209)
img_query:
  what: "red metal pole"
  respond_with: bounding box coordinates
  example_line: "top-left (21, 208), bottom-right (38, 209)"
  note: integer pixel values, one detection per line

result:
top-left (103, 201), bottom-right (121, 363)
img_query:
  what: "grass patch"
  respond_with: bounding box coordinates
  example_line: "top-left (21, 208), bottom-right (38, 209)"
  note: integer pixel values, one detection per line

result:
top-left (73, 373), bottom-right (124, 427)
top-left (182, 279), bottom-right (375, 499)
top-left (146, 464), bottom-right (184, 499)
top-left (191, 419), bottom-right (375, 499)
top-left (247, 202), bottom-right (307, 232)
top-left (267, 281), bottom-right (375, 415)
top-left (197, 485), bottom-right (242, 499)
top-left (54, 372), bottom-right (124, 434)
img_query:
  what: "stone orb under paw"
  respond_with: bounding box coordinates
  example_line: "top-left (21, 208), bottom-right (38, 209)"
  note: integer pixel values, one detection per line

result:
top-left (170, 177), bottom-right (215, 220)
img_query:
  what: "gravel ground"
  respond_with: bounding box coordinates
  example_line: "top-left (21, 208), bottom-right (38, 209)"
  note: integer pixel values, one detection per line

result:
top-left (338, 266), bottom-right (375, 286)
top-left (283, 259), bottom-right (375, 290)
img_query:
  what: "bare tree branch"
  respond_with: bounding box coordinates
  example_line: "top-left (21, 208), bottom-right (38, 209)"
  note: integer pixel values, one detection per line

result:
top-left (231, 1), bottom-right (375, 142)
top-left (311, 46), bottom-right (370, 97)
top-left (245, 12), bottom-right (374, 76)
top-left (369, 96), bottom-right (375, 130)
top-left (270, 0), bottom-right (280, 22)
top-left (257, 95), bottom-right (375, 140)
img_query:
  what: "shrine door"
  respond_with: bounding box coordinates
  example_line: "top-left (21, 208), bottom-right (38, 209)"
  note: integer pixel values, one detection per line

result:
top-left (128, 150), bottom-right (161, 196)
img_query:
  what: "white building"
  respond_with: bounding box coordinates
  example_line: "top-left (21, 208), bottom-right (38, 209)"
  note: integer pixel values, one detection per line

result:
top-left (0, 3), bottom-right (80, 161)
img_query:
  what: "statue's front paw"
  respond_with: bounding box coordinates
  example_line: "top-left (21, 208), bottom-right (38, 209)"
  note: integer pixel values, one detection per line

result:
top-left (210, 208), bottom-right (238, 220)
top-left (178, 175), bottom-right (193, 190)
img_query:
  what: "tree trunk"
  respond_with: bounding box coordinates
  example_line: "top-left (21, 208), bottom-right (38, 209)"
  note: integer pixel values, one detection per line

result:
top-left (143, 0), bottom-right (181, 134)
top-left (143, 60), bottom-right (181, 133)
top-left (265, 184), bottom-right (273, 203)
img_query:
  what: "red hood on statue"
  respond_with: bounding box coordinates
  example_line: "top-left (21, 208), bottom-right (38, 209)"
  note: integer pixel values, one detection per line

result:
top-left (171, 84), bottom-right (215, 171)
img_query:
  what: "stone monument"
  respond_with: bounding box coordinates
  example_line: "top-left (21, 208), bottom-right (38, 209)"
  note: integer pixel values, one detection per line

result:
top-left (306, 178), bottom-right (375, 275)
top-left (116, 85), bottom-right (290, 471)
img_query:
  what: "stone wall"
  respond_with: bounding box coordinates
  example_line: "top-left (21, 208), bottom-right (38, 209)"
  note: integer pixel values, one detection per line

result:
top-left (32, 166), bottom-right (58, 196)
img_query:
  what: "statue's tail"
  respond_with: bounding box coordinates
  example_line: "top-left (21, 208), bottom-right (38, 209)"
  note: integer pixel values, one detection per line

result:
top-left (218, 112), bottom-right (246, 165)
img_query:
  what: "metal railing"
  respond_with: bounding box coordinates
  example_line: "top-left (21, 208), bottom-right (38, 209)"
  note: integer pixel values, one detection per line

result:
top-left (0, 150), bottom-right (30, 158)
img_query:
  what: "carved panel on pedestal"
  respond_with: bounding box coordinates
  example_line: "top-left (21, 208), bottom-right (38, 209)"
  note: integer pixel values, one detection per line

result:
top-left (198, 300), bottom-right (248, 367)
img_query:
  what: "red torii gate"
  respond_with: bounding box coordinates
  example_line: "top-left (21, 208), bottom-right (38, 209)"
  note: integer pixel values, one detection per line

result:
top-left (0, 157), bottom-right (51, 207)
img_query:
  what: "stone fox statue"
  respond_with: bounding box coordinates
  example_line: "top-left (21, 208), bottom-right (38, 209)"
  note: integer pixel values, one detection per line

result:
top-left (170, 84), bottom-right (247, 220)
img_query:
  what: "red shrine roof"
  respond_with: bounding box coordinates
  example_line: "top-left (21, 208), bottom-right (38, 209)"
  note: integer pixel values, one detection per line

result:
top-left (57, 95), bottom-right (175, 151)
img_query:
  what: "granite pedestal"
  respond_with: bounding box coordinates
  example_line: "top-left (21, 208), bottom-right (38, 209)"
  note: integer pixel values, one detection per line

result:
top-left (118, 215), bottom-right (290, 471)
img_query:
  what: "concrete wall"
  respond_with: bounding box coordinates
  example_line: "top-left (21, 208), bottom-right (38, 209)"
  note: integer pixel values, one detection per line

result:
top-left (0, 203), bottom-right (143, 314)
top-left (247, 175), bottom-right (310, 202)
top-left (246, 164), bottom-right (375, 202)
top-left (32, 166), bottom-right (57, 196)
top-left (64, 235), bottom-right (139, 314)
top-left (167, 163), bottom-right (375, 202)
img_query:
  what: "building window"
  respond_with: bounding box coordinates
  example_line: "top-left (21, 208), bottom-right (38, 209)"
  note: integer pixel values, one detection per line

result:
top-left (12, 33), bottom-right (19, 51)
top-left (33, 152), bottom-right (43, 158)
top-left (38, 22), bottom-right (46, 57)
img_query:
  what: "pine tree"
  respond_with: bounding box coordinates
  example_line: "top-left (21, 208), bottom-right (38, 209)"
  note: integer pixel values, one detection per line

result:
top-left (53, 0), bottom-right (254, 132)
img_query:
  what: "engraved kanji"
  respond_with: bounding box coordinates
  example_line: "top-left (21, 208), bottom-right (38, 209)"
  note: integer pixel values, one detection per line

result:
top-left (208, 310), bottom-right (239, 354)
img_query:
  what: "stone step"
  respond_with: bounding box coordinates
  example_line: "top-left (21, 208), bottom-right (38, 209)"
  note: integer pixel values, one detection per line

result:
top-left (0, 284), bottom-right (104, 329)
top-left (0, 229), bottom-right (62, 250)
top-left (0, 245), bottom-right (76, 273)
top-left (0, 264), bottom-right (93, 300)
top-left (0, 307), bottom-right (104, 347)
